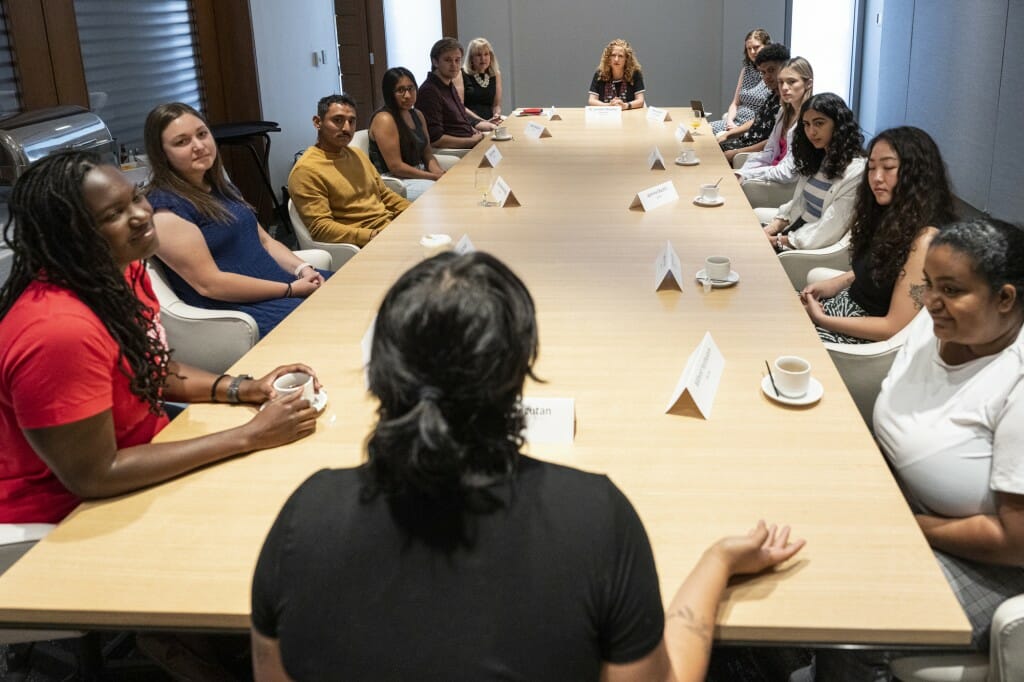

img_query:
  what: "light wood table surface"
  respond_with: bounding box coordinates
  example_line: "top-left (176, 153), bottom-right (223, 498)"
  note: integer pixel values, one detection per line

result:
top-left (0, 108), bottom-right (970, 645)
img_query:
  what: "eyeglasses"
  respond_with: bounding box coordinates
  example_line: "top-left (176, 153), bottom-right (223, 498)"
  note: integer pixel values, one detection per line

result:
top-left (394, 85), bottom-right (416, 95)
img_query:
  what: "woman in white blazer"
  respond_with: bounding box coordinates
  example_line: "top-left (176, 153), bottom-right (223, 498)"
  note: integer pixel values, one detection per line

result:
top-left (757, 93), bottom-right (865, 252)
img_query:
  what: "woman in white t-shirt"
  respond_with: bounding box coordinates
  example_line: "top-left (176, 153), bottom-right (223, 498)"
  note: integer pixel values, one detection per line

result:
top-left (875, 218), bottom-right (1024, 642)
top-left (808, 218), bottom-right (1024, 681)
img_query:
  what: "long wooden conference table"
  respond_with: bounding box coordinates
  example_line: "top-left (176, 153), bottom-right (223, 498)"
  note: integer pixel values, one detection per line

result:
top-left (0, 108), bottom-right (970, 646)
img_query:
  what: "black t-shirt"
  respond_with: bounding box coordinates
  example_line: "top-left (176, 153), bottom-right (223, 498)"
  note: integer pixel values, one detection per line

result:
top-left (252, 455), bottom-right (664, 681)
top-left (588, 71), bottom-right (646, 104)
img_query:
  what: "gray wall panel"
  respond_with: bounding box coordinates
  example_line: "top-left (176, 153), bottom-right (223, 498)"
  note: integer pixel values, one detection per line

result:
top-left (906, 1), bottom-right (1005, 211)
top-left (989, 2), bottom-right (1023, 220)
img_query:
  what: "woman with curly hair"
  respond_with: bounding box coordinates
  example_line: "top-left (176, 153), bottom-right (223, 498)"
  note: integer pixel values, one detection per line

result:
top-left (251, 251), bottom-right (804, 680)
top-left (799, 126), bottom-right (956, 344)
top-left (587, 38), bottom-right (645, 109)
top-left (0, 151), bottom-right (320, 524)
top-left (758, 93), bottom-right (865, 251)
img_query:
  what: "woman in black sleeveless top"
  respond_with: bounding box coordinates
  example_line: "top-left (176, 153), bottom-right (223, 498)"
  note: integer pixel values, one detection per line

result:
top-left (799, 127), bottom-right (956, 344)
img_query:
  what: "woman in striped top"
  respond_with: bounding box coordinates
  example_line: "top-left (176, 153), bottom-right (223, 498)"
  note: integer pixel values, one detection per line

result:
top-left (759, 93), bottom-right (865, 252)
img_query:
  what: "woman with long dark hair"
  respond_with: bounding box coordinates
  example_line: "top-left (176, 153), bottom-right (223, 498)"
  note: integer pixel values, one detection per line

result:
top-left (800, 126), bottom-right (956, 343)
top-left (368, 66), bottom-right (445, 202)
top-left (251, 251), bottom-right (803, 681)
top-left (759, 92), bottom-right (865, 251)
top-left (144, 102), bottom-right (330, 338)
top-left (0, 151), bottom-right (319, 524)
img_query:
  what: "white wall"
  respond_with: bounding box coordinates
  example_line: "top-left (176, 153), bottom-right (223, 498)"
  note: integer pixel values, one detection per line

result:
top-left (383, 0), bottom-right (442, 81)
top-left (250, 0), bottom-right (341, 191)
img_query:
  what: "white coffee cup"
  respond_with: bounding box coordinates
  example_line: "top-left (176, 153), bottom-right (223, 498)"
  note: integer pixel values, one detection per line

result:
top-left (420, 233), bottom-right (453, 258)
top-left (772, 356), bottom-right (811, 398)
top-left (679, 148), bottom-right (697, 163)
top-left (494, 126), bottom-right (509, 139)
top-left (700, 183), bottom-right (720, 202)
top-left (273, 371), bottom-right (315, 403)
top-left (704, 255), bottom-right (731, 281)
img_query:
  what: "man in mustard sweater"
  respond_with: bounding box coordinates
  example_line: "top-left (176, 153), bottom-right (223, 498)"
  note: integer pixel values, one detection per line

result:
top-left (289, 94), bottom-right (410, 246)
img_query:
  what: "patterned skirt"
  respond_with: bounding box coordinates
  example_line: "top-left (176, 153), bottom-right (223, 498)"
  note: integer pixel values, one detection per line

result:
top-left (815, 288), bottom-right (874, 344)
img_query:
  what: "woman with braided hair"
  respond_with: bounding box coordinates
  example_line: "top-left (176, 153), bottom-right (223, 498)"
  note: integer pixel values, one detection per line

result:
top-left (251, 251), bottom-right (804, 681)
top-left (0, 151), bottom-right (320, 524)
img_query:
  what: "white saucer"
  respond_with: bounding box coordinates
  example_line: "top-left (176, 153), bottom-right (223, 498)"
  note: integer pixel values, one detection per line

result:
top-left (761, 376), bottom-right (823, 406)
top-left (694, 269), bottom-right (739, 288)
top-left (492, 134), bottom-right (512, 141)
top-left (260, 389), bottom-right (329, 413)
top-left (693, 195), bottom-right (724, 207)
top-left (675, 157), bottom-right (700, 166)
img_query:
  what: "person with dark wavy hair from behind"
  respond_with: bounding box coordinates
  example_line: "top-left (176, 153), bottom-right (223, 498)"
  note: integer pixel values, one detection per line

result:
top-left (368, 66), bottom-right (445, 201)
top-left (250, 251), bottom-right (804, 681)
top-left (800, 126), bottom-right (956, 343)
top-left (757, 93), bottom-right (865, 252)
top-left (0, 151), bottom-right (320, 527)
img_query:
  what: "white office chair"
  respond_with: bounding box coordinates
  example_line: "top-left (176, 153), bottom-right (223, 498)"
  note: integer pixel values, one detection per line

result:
top-left (287, 199), bottom-right (360, 270)
top-left (147, 248), bottom-right (332, 374)
top-left (778, 234), bottom-right (852, 290)
top-left (890, 595), bottom-right (1024, 681)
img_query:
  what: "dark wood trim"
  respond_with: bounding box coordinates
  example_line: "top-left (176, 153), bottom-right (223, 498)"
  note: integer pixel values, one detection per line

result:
top-left (192, 0), bottom-right (262, 124)
top-left (41, 0), bottom-right (87, 107)
top-left (367, 0), bottom-right (387, 109)
top-left (5, 0), bottom-right (58, 108)
top-left (440, 0), bottom-right (457, 38)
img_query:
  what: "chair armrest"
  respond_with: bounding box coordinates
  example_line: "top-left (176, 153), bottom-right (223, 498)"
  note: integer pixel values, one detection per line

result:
top-left (778, 243), bottom-right (851, 290)
top-left (293, 249), bottom-right (332, 271)
top-left (381, 176), bottom-right (407, 197)
top-left (434, 147), bottom-right (471, 159)
top-left (159, 301), bottom-right (259, 374)
top-left (732, 152), bottom-right (750, 169)
top-left (806, 267), bottom-right (847, 285)
top-left (990, 593), bottom-right (1024, 681)
top-left (435, 154), bottom-right (461, 171)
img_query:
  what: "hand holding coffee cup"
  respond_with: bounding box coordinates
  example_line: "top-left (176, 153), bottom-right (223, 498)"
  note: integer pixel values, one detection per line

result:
top-left (772, 356), bottom-right (811, 398)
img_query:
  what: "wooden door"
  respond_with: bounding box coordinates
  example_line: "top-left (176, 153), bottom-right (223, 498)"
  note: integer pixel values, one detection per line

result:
top-left (334, 0), bottom-right (386, 127)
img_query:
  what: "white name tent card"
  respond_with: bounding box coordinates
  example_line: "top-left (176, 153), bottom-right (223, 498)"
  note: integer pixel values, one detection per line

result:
top-left (654, 240), bottom-right (684, 291)
top-left (585, 106), bottom-right (623, 122)
top-left (674, 124), bottom-right (695, 143)
top-left (523, 121), bottom-right (551, 139)
top-left (628, 180), bottom-right (679, 212)
top-left (647, 106), bottom-right (672, 123)
top-left (665, 332), bottom-right (725, 419)
top-left (544, 106), bottom-right (562, 120)
top-left (647, 146), bottom-right (666, 171)
top-left (455, 234), bottom-right (476, 254)
top-left (522, 397), bottom-right (575, 443)
top-left (491, 175), bottom-right (521, 207)
top-left (479, 144), bottom-right (503, 168)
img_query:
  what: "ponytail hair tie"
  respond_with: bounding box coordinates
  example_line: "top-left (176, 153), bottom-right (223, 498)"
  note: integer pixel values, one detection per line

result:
top-left (418, 385), bottom-right (443, 403)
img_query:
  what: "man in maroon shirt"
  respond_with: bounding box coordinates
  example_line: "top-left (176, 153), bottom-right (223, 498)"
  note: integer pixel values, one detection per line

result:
top-left (417, 37), bottom-right (495, 150)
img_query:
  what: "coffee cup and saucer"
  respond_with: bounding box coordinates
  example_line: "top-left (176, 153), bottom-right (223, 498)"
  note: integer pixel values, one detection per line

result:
top-left (695, 255), bottom-right (739, 291)
top-left (762, 356), bottom-right (823, 406)
top-left (693, 183), bottom-right (724, 207)
top-left (492, 125), bottom-right (512, 141)
top-left (675, 149), bottom-right (700, 166)
top-left (260, 371), bottom-right (328, 412)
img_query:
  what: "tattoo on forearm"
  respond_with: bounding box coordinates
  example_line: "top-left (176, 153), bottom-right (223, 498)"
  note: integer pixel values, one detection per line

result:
top-left (910, 283), bottom-right (926, 309)
top-left (665, 605), bottom-right (712, 645)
